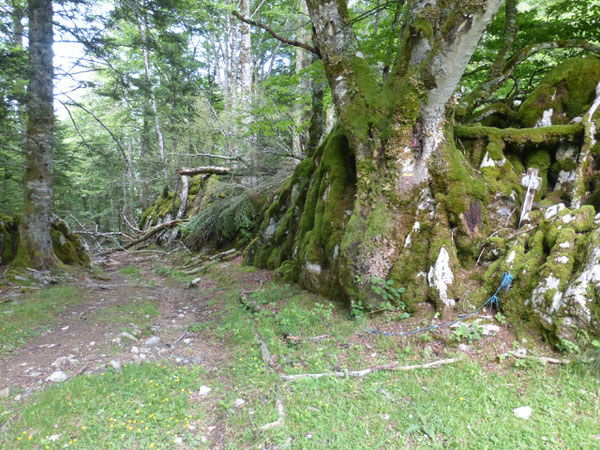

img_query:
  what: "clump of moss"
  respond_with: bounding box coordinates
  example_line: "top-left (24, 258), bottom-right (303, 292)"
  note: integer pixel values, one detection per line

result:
top-left (0, 215), bottom-right (90, 267)
top-left (517, 56), bottom-right (600, 127)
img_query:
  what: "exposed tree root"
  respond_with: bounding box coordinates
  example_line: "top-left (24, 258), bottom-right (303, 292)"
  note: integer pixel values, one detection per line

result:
top-left (499, 351), bottom-right (572, 365)
top-left (281, 358), bottom-right (460, 381)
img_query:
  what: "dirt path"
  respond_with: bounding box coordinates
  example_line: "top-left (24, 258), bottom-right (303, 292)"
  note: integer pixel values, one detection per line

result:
top-left (0, 251), bottom-right (242, 395)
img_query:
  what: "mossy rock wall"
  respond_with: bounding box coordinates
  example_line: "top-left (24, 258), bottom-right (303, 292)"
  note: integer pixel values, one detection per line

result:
top-left (0, 215), bottom-right (90, 267)
top-left (483, 204), bottom-right (600, 342)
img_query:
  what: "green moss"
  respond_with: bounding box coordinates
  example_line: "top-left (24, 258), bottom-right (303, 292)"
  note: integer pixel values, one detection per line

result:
top-left (0, 215), bottom-right (89, 267)
top-left (455, 124), bottom-right (584, 144)
top-left (524, 149), bottom-right (551, 191)
top-left (517, 56), bottom-right (600, 127)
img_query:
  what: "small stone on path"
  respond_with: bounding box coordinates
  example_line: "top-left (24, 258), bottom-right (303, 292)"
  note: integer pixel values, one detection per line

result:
top-left (109, 360), bottom-right (122, 372)
top-left (199, 385), bottom-right (212, 396)
top-left (0, 387), bottom-right (9, 398)
top-left (131, 346), bottom-right (139, 354)
top-left (143, 336), bottom-right (161, 349)
top-left (47, 370), bottom-right (69, 383)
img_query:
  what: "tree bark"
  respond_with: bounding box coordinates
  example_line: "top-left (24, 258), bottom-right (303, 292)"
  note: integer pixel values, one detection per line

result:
top-left (250, 0), bottom-right (503, 309)
top-left (15, 0), bottom-right (58, 269)
top-left (239, 0), bottom-right (252, 106)
top-left (135, 0), bottom-right (167, 185)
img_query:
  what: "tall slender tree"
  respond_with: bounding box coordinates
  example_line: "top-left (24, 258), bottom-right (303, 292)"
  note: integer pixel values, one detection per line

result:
top-left (15, 0), bottom-right (57, 269)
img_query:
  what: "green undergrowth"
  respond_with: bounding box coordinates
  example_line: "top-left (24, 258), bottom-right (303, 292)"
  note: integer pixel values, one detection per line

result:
top-left (194, 264), bottom-right (600, 448)
top-left (153, 265), bottom-right (198, 286)
top-left (2, 262), bottom-right (599, 448)
top-left (88, 298), bottom-right (159, 328)
top-left (0, 363), bottom-right (208, 449)
top-left (0, 286), bottom-right (80, 356)
top-left (118, 265), bottom-right (141, 278)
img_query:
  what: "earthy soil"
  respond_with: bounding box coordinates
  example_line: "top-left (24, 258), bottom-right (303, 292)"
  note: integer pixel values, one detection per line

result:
top-left (0, 252), bottom-right (270, 393)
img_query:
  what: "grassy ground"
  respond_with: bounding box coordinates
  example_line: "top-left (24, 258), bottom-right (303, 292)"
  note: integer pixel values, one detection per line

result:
top-left (1, 261), bottom-right (599, 449)
top-left (0, 286), bottom-right (81, 356)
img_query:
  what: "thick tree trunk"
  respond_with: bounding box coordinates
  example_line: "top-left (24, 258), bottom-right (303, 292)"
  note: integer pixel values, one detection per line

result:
top-left (15, 0), bottom-right (58, 270)
top-left (249, 0), bottom-right (503, 309)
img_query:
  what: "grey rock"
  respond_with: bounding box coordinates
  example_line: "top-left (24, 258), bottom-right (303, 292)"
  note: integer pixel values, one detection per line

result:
top-left (234, 398), bottom-right (245, 408)
top-left (143, 336), bottom-right (161, 349)
top-left (48, 434), bottom-right (62, 442)
top-left (0, 387), bottom-right (9, 398)
top-left (47, 370), bottom-right (69, 383)
top-left (118, 332), bottom-right (138, 342)
top-left (131, 346), bottom-right (139, 354)
top-left (109, 360), bottom-right (122, 372)
top-left (481, 324), bottom-right (500, 336)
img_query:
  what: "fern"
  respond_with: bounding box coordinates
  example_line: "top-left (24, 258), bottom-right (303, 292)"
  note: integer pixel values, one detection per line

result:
top-left (181, 185), bottom-right (258, 249)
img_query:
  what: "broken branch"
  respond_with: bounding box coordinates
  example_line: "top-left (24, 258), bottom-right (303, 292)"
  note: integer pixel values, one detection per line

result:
top-left (232, 10), bottom-right (320, 57)
top-left (282, 357), bottom-right (460, 381)
top-left (177, 166), bottom-right (232, 176)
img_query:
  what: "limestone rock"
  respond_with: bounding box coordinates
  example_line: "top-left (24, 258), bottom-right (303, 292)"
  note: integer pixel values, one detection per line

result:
top-left (47, 370), bottom-right (69, 383)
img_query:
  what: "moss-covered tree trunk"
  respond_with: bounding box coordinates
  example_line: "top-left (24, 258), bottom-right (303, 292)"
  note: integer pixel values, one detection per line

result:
top-left (248, 0), bottom-right (503, 308)
top-left (15, 0), bottom-right (58, 270)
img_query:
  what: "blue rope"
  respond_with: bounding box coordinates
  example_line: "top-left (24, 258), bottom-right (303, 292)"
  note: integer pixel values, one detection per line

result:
top-left (365, 272), bottom-right (513, 337)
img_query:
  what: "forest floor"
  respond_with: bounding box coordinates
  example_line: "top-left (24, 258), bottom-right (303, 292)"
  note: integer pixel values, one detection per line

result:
top-left (0, 251), bottom-right (599, 449)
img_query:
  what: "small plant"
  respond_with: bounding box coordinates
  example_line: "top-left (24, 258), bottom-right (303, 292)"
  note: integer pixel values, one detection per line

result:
top-left (370, 276), bottom-right (405, 306)
top-left (494, 312), bottom-right (507, 326)
top-left (350, 298), bottom-right (365, 319)
top-left (452, 323), bottom-right (483, 344)
top-left (589, 340), bottom-right (600, 373)
top-left (557, 338), bottom-right (580, 355)
top-left (420, 332), bottom-right (433, 343)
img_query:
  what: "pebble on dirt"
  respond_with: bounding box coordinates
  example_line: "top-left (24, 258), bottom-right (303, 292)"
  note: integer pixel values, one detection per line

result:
top-left (47, 370), bottom-right (69, 383)
top-left (199, 385), bottom-right (212, 396)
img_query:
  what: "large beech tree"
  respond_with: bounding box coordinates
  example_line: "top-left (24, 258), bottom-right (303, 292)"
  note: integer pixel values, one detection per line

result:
top-left (250, 0), bottom-right (504, 305)
top-left (248, 0), bottom-right (600, 343)
top-left (15, 0), bottom-right (57, 269)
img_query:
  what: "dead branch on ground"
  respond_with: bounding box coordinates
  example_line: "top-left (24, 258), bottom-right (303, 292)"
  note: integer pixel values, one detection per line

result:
top-left (282, 358), bottom-right (460, 381)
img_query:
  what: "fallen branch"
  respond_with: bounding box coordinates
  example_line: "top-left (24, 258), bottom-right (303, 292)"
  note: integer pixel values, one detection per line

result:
top-left (242, 288), bottom-right (285, 430)
top-left (239, 289), bottom-right (265, 314)
top-left (285, 334), bottom-right (330, 344)
top-left (282, 357), bottom-right (460, 381)
top-left (177, 166), bottom-right (232, 176)
top-left (259, 385), bottom-right (286, 431)
top-left (499, 351), bottom-right (572, 365)
top-left (181, 249), bottom-right (240, 274)
top-left (105, 220), bottom-right (181, 254)
top-left (187, 277), bottom-right (202, 289)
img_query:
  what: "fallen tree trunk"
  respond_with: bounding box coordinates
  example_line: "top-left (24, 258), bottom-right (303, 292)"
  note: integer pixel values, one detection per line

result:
top-left (104, 220), bottom-right (181, 254)
top-left (177, 166), bottom-right (232, 176)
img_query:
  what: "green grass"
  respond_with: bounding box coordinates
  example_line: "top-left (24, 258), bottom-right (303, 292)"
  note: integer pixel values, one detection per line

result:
top-left (154, 265), bottom-right (197, 286)
top-left (0, 363), bottom-right (209, 449)
top-left (119, 265), bottom-right (141, 278)
top-left (0, 286), bottom-right (81, 355)
top-left (88, 298), bottom-right (159, 328)
top-left (2, 263), bottom-right (599, 449)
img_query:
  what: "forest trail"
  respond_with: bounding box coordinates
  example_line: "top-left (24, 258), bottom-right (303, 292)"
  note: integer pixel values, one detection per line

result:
top-left (2, 252), bottom-right (600, 448)
top-left (0, 251), bottom-right (267, 394)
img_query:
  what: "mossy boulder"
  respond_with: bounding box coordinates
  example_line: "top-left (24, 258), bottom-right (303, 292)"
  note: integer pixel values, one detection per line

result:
top-left (518, 56), bottom-right (600, 127)
top-left (0, 215), bottom-right (90, 267)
